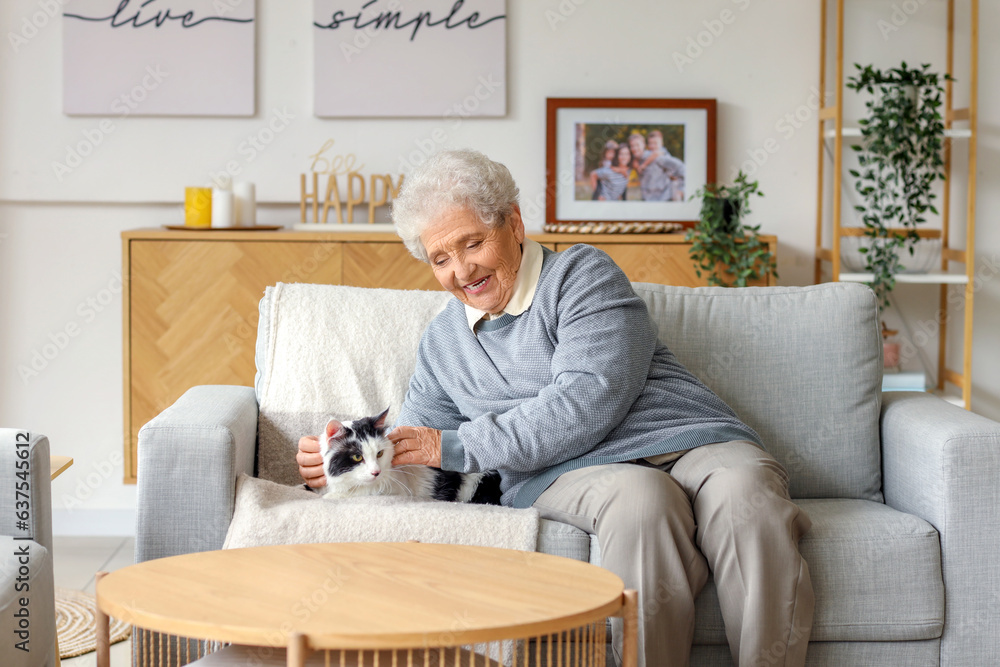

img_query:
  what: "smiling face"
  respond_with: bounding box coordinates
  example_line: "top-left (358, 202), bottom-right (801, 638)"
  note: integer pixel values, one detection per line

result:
top-left (628, 134), bottom-right (645, 156)
top-left (617, 144), bottom-right (633, 167)
top-left (421, 206), bottom-right (525, 314)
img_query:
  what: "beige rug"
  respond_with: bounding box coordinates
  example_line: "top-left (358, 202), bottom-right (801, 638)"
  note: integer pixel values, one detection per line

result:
top-left (56, 588), bottom-right (131, 659)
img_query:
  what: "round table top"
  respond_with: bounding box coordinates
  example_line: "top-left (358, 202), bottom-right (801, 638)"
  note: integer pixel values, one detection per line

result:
top-left (97, 542), bottom-right (624, 649)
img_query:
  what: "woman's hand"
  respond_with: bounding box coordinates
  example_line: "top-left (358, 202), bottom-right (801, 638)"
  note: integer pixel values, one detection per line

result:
top-left (297, 435), bottom-right (327, 488)
top-left (389, 426), bottom-right (443, 467)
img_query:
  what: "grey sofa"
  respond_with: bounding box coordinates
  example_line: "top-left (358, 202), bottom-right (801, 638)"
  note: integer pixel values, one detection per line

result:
top-left (0, 429), bottom-right (57, 667)
top-left (136, 281), bottom-right (1000, 666)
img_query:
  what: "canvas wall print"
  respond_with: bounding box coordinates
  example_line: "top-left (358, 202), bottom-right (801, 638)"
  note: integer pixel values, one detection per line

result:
top-left (63, 0), bottom-right (256, 116)
top-left (546, 99), bottom-right (717, 227)
top-left (313, 0), bottom-right (506, 117)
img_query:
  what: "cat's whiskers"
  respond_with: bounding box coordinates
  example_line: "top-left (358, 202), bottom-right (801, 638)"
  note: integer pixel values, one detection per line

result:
top-left (386, 465), bottom-right (421, 478)
top-left (374, 475), bottom-right (395, 495)
top-left (382, 473), bottom-right (414, 497)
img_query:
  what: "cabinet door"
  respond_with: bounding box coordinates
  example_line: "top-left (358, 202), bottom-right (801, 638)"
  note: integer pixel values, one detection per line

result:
top-left (341, 243), bottom-right (444, 291)
top-left (127, 240), bottom-right (342, 480)
top-left (557, 243), bottom-right (704, 286)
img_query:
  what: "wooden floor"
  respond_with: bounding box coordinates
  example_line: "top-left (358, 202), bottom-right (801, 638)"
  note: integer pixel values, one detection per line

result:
top-left (55, 536), bottom-right (135, 667)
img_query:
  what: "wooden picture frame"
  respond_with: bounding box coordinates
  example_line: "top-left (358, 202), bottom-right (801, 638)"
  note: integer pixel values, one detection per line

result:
top-left (545, 98), bottom-right (717, 228)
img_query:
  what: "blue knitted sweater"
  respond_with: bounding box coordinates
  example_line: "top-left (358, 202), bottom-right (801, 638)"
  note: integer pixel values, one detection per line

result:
top-left (396, 244), bottom-right (761, 507)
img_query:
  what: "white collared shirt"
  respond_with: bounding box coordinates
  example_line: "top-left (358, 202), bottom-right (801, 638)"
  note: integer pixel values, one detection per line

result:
top-left (464, 238), bottom-right (545, 331)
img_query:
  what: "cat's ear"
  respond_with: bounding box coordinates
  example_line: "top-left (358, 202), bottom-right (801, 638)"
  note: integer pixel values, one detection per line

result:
top-left (373, 407), bottom-right (390, 432)
top-left (324, 419), bottom-right (347, 441)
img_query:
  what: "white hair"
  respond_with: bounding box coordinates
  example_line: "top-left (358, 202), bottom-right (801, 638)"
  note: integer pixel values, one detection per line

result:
top-left (391, 149), bottom-right (520, 262)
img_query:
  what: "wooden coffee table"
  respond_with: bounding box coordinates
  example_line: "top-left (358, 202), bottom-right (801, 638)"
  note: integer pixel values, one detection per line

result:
top-left (96, 542), bottom-right (637, 667)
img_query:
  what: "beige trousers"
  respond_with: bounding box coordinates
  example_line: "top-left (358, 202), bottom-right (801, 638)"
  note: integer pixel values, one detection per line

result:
top-left (533, 441), bottom-right (814, 667)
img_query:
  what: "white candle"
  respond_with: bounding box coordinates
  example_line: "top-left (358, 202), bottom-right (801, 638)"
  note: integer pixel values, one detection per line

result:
top-left (233, 182), bottom-right (256, 227)
top-left (211, 188), bottom-right (235, 228)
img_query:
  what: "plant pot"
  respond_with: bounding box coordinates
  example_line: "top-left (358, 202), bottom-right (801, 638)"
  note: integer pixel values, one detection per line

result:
top-left (721, 198), bottom-right (741, 233)
top-left (883, 341), bottom-right (900, 369)
top-left (840, 237), bottom-right (942, 274)
top-left (874, 83), bottom-right (920, 113)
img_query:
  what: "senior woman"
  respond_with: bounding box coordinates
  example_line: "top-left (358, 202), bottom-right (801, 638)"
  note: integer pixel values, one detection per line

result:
top-left (297, 149), bottom-right (814, 667)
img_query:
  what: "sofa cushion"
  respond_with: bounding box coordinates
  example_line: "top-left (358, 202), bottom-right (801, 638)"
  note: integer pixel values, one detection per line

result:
top-left (693, 499), bottom-right (943, 644)
top-left (537, 499), bottom-right (943, 644)
top-left (689, 641), bottom-right (941, 667)
top-left (632, 283), bottom-right (883, 501)
top-left (536, 519), bottom-right (591, 562)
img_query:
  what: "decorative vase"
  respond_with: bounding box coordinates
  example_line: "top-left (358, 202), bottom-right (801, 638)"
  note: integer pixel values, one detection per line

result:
top-left (840, 237), bottom-right (942, 274)
top-left (721, 198), bottom-right (741, 233)
top-left (882, 322), bottom-right (900, 369)
top-left (883, 341), bottom-right (900, 369)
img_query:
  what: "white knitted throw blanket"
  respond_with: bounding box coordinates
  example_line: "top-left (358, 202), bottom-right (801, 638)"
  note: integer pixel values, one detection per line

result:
top-left (255, 282), bottom-right (450, 486)
top-left (248, 283), bottom-right (538, 552)
top-left (223, 475), bottom-right (539, 551)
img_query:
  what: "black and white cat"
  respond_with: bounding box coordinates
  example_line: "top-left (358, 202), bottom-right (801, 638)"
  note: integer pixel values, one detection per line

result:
top-left (313, 408), bottom-right (502, 505)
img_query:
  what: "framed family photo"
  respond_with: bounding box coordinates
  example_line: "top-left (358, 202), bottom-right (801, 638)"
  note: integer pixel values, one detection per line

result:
top-left (545, 98), bottom-right (716, 228)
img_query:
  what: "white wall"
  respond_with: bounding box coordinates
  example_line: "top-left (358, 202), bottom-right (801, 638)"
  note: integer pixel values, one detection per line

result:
top-left (1, 0), bottom-right (997, 534)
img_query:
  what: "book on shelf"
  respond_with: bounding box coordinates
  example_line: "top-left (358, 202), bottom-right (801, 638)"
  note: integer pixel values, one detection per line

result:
top-left (882, 370), bottom-right (927, 392)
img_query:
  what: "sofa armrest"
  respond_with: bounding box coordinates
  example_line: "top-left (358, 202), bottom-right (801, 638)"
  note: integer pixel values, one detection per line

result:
top-left (881, 391), bottom-right (1000, 665)
top-left (136, 385), bottom-right (257, 563)
top-left (0, 430), bottom-right (52, 552)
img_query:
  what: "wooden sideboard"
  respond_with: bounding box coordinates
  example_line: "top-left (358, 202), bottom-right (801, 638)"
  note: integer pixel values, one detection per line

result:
top-left (121, 228), bottom-right (776, 482)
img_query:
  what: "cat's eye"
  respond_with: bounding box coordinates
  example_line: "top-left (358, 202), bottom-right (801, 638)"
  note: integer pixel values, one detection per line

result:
top-left (351, 454), bottom-right (363, 462)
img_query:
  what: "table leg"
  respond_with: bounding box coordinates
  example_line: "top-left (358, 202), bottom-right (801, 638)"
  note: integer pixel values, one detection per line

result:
top-left (95, 572), bottom-right (110, 667)
top-left (287, 632), bottom-right (308, 667)
top-left (621, 590), bottom-right (639, 667)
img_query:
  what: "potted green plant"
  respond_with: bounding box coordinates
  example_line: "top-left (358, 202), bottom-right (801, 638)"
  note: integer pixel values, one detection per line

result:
top-left (845, 62), bottom-right (950, 310)
top-left (686, 171), bottom-right (777, 287)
